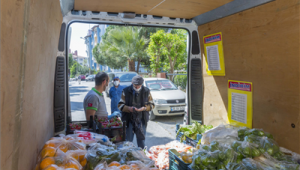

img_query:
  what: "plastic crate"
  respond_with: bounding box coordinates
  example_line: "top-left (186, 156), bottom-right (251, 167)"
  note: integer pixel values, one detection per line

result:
top-left (176, 132), bottom-right (184, 141)
top-left (66, 116), bottom-right (97, 134)
top-left (96, 121), bottom-right (126, 143)
top-left (185, 134), bottom-right (201, 147)
top-left (169, 149), bottom-right (190, 170)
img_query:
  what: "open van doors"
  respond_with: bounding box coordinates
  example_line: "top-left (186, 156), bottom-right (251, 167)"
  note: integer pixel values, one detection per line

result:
top-left (55, 11), bottom-right (204, 134)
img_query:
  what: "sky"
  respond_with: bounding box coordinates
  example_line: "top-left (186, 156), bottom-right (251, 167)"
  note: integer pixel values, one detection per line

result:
top-left (69, 23), bottom-right (97, 57)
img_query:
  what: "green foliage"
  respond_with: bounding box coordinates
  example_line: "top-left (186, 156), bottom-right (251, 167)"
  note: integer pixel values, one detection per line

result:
top-left (173, 75), bottom-right (187, 90)
top-left (94, 26), bottom-right (148, 71)
top-left (147, 29), bottom-right (188, 75)
top-left (70, 61), bottom-right (80, 77)
top-left (68, 54), bottom-right (74, 68)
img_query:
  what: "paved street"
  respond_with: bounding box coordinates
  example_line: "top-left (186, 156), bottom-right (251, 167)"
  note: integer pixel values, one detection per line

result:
top-left (69, 80), bottom-right (184, 148)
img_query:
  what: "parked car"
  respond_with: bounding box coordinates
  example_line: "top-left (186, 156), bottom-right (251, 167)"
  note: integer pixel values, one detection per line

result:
top-left (144, 78), bottom-right (186, 120)
top-left (86, 75), bottom-right (95, 81)
top-left (106, 72), bottom-right (138, 96)
top-left (80, 75), bottom-right (86, 80)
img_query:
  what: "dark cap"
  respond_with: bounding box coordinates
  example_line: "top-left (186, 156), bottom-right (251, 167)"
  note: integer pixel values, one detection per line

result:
top-left (132, 75), bottom-right (144, 85)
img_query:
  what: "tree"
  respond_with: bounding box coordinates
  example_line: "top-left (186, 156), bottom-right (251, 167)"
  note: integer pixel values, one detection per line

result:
top-left (147, 29), bottom-right (188, 80)
top-left (70, 61), bottom-right (80, 77)
top-left (147, 30), bottom-right (166, 74)
top-left (68, 54), bottom-right (74, 68)
top-left (95, 26), bottom-right (148, 72)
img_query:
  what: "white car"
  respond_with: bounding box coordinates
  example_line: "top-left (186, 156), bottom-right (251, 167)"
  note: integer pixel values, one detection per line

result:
top-left (144, 78), bottom-right (186, 120)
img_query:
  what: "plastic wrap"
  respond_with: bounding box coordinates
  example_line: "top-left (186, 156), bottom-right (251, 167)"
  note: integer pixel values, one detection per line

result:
top-left (254, 153), bottom-right (300, 170)
top-left (43, 138), bottom-right (86, 153)
top-left (147, 141), bottom-right (192, 170)
top-left (37, 149), bottom-right (83, 170)
top-left (86, 143), bottom-right (121, 170)
top-left (201, 124), bottom-right (239, 145)
top-left (259, 137), bottom-right (280, 157)
top-left (231, 141), bottom-right (262, 159)
top-left (238, 128), bottom-right (274, 141)
top-left (66, 150), bottom-right (88, 168)
top-left (74, 130), bottom-right (113, 146)
top-left (226, 158), bottom-right (264, 170)
top-left (280, 147), bottom-right (300, 164)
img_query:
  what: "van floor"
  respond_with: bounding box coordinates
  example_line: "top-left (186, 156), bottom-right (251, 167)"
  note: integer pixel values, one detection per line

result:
top-left (69, 80), bottom-right (183, 148)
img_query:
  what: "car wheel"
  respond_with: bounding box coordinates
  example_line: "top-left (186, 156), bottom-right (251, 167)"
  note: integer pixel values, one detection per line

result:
top-left (149, 111), bottom-right (156, 121)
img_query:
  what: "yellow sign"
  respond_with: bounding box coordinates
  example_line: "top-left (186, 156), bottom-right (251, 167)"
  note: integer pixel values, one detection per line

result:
top-left (203, 32), bottom-right (225, 76)
top-left (228, 80), bottom-right (253, 128)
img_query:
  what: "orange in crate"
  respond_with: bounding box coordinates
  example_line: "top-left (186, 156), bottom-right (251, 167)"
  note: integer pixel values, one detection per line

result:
top-left (39, 157), bottom-right (55, 170)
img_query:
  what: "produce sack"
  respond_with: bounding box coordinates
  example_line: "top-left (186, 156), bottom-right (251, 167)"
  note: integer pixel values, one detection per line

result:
top-left (74, 130), bottom-right (112, 146)
top-left (66, 150), bottom-right (88, 169)
top-left (42, 137), bottom-right (86, 154)
top-left (86, 143), bottom-right (120, 170)
top-left (191, 150), bottom-right (228, 169)
top-left (231, 140), bottom-right (262, 159)
top-left (123, 148), bottom-right (154, 165)
top-left (238, 128), bottom-right (273, 141)
top-left (127, 160), bottom-right (155, 170)
top-left (226, 158), bottom-right (264, 170)
top-left (259, 136), bottom-right (280, 157)
top-left (280, 147), bottom-right (300, 164)
top-left (254, 153), bottom-right (300, 170)
top-left (37, 149), bottom-right (83, 170)
top-left (201, 124), bottom-right (239, 145)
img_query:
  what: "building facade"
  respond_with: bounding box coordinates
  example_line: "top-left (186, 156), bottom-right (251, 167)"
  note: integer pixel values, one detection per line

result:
top-left (71, 50), bottom-right (88, 67)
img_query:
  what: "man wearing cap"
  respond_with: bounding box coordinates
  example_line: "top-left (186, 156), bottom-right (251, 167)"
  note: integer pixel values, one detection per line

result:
top-left (109, 77), bottom-right (125, 113)
top-left (118, 75), bottom-right (155, 148)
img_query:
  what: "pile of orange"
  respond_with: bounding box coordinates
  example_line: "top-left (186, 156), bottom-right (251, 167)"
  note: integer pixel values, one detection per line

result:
top-left (36, 137), bottom-right (87, 170)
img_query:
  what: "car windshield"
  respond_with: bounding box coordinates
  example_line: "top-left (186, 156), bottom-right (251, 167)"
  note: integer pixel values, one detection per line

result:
top-left (145, 80), bottom-right (178, 91)
top-left (116, 73), bottom-right (137, 82)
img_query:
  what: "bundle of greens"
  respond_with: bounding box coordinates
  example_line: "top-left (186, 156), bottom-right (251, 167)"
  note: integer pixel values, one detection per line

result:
top-left (176, 122), bottom-right (213, 141)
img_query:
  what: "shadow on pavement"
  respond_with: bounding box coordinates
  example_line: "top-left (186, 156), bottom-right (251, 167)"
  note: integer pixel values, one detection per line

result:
top-left (145, 131), bottom-right (174, 148)
top-left (71, 101), bottom-right (84, 112)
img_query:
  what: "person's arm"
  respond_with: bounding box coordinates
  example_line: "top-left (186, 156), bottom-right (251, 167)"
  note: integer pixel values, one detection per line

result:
top-left (84, 95), bottom-right (98, 120)
top-left (145, 92), bottom-right (155, 111)
top-left (134, 93), bottom-right (155, 112)
top-left (118, 91), bottom-right (133, 112)
top-left (86, 109), bottom-right (96, 121)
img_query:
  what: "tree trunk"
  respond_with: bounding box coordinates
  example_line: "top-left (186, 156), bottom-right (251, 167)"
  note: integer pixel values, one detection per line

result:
top-left (128, 59), bottom-right (135, 71)
top-left (136, 59), bottom-right (141, 74)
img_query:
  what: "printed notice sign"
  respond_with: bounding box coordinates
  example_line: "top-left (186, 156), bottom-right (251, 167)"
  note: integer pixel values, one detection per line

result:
top-left (228, 80), bottom-right (253, 128)
top-left (203, 32), bottom-right (225, 76)
top-left (206, 45), bottom-right (220, 70)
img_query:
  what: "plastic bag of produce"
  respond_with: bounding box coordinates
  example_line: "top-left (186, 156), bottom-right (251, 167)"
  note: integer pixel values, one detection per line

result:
top-left (254, 153), bottom-right (300, 170)
top-left (38, 149), bottom-right (66, 170)
top-left (238, 128), bottom-right (273, 141)
top-left (259, 136), bottom-right (280, 156)
top-left (127, 160), bottom-right (155, 170)
top-left (201, 124), bottom-right (239, 145)
top-left (86, 143), bottom-right (121, 170)
top-left (43, 137), bottom-right (86, 153)
top-left (66, 150), bottom-right (88, 168)
top-left (280, 147), bottom-right (300, 164)
top-left (191, 150), bottom-right (225, 169)
top-left (226, 158), bottom-right (264, 170)
top-left (74, 130), bottom-right (113, 146)
top-left (231, 140), bottom-right (262, 159)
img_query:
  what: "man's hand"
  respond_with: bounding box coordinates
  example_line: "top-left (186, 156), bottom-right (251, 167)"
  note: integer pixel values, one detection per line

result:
top-left (135, 107), bottom-right (145, 112)
top-left (128, 107), bottom-right (134, 112)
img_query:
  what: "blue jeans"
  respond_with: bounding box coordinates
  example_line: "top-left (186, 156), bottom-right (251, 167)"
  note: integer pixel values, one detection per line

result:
top-left (126, 120), bottom-right (146, 149)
